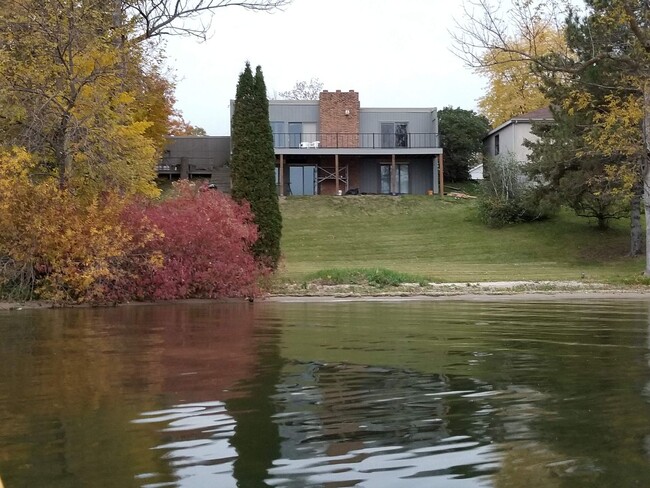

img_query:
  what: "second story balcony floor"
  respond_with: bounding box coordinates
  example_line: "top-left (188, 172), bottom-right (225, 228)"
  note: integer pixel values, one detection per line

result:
top-left (272, 132), bottom-right (440, 151)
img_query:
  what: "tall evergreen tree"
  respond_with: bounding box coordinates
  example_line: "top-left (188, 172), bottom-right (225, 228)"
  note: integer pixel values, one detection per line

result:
top-left (231, 62), bottom-right (282, 268)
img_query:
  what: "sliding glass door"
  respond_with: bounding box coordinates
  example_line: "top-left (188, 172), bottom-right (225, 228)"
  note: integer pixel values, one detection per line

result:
top-left (381, 122), bottom-right (408, 148)
top-left (288, 165), bottom-right (316, 195)
top-left (380, 164), bottom-right (409, 194)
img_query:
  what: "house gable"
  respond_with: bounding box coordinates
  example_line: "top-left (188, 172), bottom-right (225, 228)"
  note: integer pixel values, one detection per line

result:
top-left (484, 107), bottom-right (553, 162)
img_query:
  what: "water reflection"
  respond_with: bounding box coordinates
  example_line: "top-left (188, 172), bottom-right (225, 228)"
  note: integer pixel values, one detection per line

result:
top-left (135, 402), bottom-right (238, 487)
top-left (0, 303), bottom-right (265, 488)
top-left (268, 362), bottom-right (498, 487)
top-left (1, 299), bottom-right (650, 487)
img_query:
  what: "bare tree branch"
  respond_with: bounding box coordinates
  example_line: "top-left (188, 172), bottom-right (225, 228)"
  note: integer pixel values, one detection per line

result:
top-left (277, 77), bottom-right (323, 100)
top-left (123, 0), bottom-right (291, 41)
top-left (450, 0), bottom-right (577, 71)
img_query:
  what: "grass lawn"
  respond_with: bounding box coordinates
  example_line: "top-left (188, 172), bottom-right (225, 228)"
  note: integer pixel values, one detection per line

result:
top-left (278, 195), bottom-right (644, 283)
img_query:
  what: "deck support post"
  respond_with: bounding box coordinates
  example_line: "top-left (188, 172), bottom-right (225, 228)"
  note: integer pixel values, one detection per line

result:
top-left (180, 157), bottom-right (189, 180)
top-left (335, 154), bottom-right (340, 195)
top-left (391, 154), bottom-right (396, 194)
top-left (279, 154), bottom-right (284, 196)
top-left (439, 153), bottom-right (444, 197)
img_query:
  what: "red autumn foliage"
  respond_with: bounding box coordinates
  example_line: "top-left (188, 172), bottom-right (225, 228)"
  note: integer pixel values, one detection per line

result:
top-left (117, 181), bottom-right (266, 301)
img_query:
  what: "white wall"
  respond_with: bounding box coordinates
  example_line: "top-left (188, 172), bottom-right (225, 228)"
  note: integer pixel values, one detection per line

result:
top-left (484, 121), bottom-right (541, 163)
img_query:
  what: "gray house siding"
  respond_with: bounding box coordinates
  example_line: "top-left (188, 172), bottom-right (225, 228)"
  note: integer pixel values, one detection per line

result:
top-left (358, 159), bottom-right (377, 193)
top-left (359, 110), bottom-right (435, 134)
top-left (353, 157), bottom-right (434, 194)
top-left (410, 160), bottom-right (434, 194)
top-left (267, 102), bottom-right (320, 148)
top-left (360, 109), bottom-right (438, 148)
top-left (160, 136), bottom-right (231, 189)
top-left (268, 102), bottom-right (319, 127)
top-left (164, 136), bottom-right (230, 161)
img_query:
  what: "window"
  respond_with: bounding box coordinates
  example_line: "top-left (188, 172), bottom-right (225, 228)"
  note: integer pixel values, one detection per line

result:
top-left (381, 122), bottom-right (409, 148)
top-left (302, 122), bottom-right (317, 144)
top-left (494, 134), bottom-right (500, 156)
top-left (395, 123), bottom-right (408, 148)
top-left (380, 165), bottom-right (391, 193)
top-left (271, 121), bottom-right (284, 147)
top-left (288, 122), bottom-right (302, 148)
top-left (380, 163), bottom-right (409, 194)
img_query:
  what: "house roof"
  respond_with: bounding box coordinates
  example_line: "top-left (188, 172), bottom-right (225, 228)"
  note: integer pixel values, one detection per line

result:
top-left (485, 107), bottom-right (554, 138)
top-left (511, 107), bottom-right (553, 120)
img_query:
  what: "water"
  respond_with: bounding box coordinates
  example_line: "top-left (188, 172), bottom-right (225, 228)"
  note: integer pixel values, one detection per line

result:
top-left (1, 299), bottom-right (650, 487)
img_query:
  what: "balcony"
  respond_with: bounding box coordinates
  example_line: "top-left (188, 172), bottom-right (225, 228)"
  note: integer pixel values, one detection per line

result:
top-left (272, 132), bottom-right (440, 150)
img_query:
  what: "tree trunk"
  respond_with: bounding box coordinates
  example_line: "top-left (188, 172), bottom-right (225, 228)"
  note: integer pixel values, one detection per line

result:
top-left (630, 182), bottom-right (643, 256)
top-left (643, 79), bottom-right (650, 276)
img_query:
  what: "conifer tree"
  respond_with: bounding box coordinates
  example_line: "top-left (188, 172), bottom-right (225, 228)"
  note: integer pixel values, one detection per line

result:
top-left (231, 62), bottom-right (282, 268)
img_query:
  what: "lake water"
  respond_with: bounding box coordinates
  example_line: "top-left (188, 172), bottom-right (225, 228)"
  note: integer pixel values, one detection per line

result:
top-left (1, 298), bottom-right (650, 487)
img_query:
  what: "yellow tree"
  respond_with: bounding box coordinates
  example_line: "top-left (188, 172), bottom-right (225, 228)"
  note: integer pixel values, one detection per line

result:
top-left (580, 84), bottom-right (645, 253)
top-left (0, 0), bottom-right (159, 197)
top-left (476, 34), bottom-right (562, 126)
top-left (455, 1), bottom-right (568, 126)
top-left (0, 147), bottom-right (152, 302)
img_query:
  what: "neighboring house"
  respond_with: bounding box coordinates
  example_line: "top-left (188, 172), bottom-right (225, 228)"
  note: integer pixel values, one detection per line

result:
top-left (469, 163), bottom-right (484, 180)
top-left (159, 90), bottom-right (444, 196)
top-left (260, 90), bottom-right (443, 196)
top-left (158, 136), bottom-right (231, 190)
top-left (483, 107), bottom-right (554, 163)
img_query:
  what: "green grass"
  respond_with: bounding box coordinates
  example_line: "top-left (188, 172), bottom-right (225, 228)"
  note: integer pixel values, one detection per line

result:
top-left (305, 267), bottom-right (429, 287)
top-left (278, 195), bottom-right (644, 283)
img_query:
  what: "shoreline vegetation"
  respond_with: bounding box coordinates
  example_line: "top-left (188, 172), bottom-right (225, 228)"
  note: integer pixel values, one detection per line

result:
top-left (3, 193), bottom-right (650, 309)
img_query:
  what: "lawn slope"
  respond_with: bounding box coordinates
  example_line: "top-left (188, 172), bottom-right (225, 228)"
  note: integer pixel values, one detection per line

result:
top-left (279, 195), bottom-right (642, 283)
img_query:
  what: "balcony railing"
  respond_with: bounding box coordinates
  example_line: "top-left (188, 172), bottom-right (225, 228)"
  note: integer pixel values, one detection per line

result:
top-left (273, 132), bottom-right (440, 149)
top-left (156, 157), bottom-right (215, 174)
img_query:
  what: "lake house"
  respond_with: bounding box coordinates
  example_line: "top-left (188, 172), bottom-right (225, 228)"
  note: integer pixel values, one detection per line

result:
top-left (264, 90), bottom-right (444, 196)
top-left (159, 90), bottom-right (445, 196)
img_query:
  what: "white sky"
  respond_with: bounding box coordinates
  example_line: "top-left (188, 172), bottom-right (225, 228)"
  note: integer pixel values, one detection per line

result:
top-left (164, 0), bottom-right (487, 135)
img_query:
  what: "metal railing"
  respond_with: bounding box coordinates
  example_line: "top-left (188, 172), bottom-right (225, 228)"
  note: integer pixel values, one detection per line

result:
top-left (273, 132), bottom-right (440, 149)
top-left (156, 157), bottom-right (218, 174)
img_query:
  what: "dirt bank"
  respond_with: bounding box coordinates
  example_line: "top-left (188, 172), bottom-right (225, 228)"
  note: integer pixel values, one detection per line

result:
top-left (1, 281), bottom-right (649, 311)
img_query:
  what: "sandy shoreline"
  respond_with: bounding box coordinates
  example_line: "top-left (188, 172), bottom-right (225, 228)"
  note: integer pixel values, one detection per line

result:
top-left (1, 281), bottom-right (650, 310)
top-left (267, 291), bottom-right (650, 303)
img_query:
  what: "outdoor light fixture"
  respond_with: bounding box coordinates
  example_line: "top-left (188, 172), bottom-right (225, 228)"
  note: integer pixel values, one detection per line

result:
top-left (344, 109), bottom-right (350, 116)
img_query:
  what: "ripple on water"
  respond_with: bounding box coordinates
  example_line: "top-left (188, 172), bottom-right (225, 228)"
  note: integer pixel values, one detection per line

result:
top-left (134, 401), bottom-right (239, 488)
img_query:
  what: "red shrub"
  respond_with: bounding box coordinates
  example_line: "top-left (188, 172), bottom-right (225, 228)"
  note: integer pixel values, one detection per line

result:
top-left (118, 181), bottom-right (266, 301)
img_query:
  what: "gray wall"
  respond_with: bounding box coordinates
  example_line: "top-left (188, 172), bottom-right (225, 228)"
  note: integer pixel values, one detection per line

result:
top-left (164, 136), bottom-right (230, 165)
top-left (356, 157), bottom-right (434, 195)
top-left (264, 102), bottom-right (438, 137)
top-left (359, 109), bottom-right (437, 135)
top-left (160, 136), bottom-right (232, 190)
top-left (410, 160), bottom-right (434, 195)
top-left (358, 160), bottom-right (378, 193)
top-left (267, 101), bottom-right (320, 130)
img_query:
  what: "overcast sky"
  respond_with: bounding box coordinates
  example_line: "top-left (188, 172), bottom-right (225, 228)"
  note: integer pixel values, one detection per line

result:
top-left (164, 0), bottom-right (487, 135)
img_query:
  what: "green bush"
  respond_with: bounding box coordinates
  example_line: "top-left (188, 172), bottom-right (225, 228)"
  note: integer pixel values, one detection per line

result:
top-left (306, 268), bottom-right (429, 287)
top-left (478, 155), bottom-right (554, 227)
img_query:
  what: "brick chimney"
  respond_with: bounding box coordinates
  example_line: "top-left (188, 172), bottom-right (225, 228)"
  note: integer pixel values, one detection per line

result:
top-left (319, 90), bottom-right (360, 148)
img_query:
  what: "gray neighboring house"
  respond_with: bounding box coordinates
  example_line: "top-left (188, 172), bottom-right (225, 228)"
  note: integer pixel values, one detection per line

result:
top-left (483, 107), bottom-right (554, 164)
top-left (159, 90), bottom-right (444, 196)
top-left (158, 136), bottom-right (231, 191)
